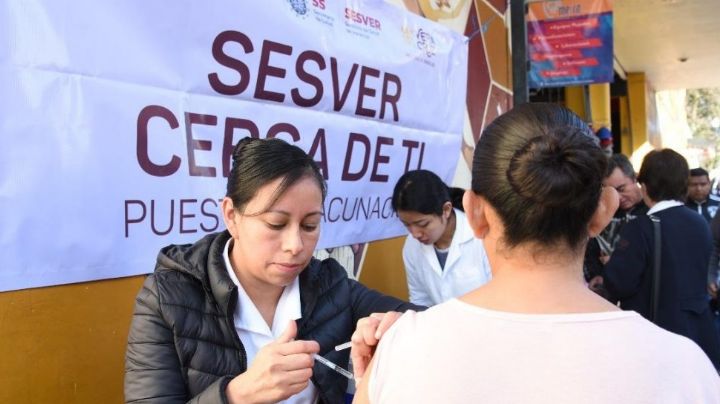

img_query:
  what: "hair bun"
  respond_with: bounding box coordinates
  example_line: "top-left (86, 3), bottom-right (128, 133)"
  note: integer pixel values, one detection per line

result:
top-left (506, 133), bottom-right (597, 208)
top-left (231, 136), bottom-right (259, 164)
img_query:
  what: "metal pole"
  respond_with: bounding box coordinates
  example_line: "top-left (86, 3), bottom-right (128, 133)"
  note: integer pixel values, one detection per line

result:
top-left (583, 85), bottom-right (593, 124)
top-left (511, 0), bottom-right (528, 106)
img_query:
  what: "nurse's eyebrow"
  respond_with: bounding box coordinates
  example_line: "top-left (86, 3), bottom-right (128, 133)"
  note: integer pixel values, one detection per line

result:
top-left (409, 218), bottom-right (429, 225)
top-left (265, 209), bottom-right (323, 218)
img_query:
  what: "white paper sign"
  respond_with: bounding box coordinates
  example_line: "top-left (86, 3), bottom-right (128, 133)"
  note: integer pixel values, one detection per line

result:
top-left (0, 0), bottom-right (468, 291)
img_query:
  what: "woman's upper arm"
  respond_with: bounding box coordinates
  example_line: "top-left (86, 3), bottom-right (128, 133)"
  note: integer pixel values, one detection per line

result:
top-left (352, 310), bottom-right (415, 404)
top-left (352, 355), bottom-right (376, 404)
top-left (124, 275), bottom-right (187, 403)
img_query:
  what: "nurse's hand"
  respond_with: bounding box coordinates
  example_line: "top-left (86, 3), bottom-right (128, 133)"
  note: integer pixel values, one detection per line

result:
top-left (226, 320), bottom-right (319, 404)
top-left (350, 311), bottom-right (404, 381)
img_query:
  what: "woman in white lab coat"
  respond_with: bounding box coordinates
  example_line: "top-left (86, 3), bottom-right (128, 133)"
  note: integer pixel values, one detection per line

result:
top-left (392, 170), bottom-right (492, 306)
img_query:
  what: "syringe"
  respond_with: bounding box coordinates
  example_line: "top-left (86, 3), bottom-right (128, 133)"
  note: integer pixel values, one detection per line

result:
top-left (313, 354), bottom-right (354, 380)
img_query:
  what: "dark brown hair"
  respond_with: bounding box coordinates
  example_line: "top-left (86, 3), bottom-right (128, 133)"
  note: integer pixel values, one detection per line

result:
top-left (637, 149), bottom-right (688, 202)
top-left (471, 103), bottom-right (607, 250)
top-left (391, 169), bottom-right (464, 215)
top-left (226, 137), bottom-right (326, 214)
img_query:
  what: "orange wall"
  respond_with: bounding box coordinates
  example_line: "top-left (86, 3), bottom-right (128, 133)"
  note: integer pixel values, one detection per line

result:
top-left (358, 237), bottom-right (409, 300)
top-left (0, 277), bottom-right (144, 403)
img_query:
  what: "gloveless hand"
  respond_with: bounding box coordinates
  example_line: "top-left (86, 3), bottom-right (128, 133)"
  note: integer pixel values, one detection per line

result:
top-left (350, 311), bottom-right (404, 381)
top-left (226, 320), bottom-right (319, 404)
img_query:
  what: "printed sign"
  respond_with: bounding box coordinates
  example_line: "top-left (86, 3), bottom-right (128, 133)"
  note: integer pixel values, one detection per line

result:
top-left (0, 0), bottom-right (468, 291)
top-left (527, 0), bottom-right (613, 88)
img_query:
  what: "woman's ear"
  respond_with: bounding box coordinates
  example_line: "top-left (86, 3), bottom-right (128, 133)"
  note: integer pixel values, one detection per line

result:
top-left (442, 201), bottom-right (453, 219)
top-left (463, 190), bottom-right (489, 239)
top-left (221, 197), bottom-right (239, 238)
top-left (588, 186), bottom-right (619, 237)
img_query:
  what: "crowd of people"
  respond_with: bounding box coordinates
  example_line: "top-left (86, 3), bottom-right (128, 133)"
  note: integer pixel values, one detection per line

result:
top-left (124, 103), bottom-right (720, 403)
top-left (581, 149), bottom-right (720, 370)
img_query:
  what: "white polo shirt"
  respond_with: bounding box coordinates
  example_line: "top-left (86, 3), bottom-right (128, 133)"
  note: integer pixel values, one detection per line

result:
top-left (223, 240), bottom-right (318, 404)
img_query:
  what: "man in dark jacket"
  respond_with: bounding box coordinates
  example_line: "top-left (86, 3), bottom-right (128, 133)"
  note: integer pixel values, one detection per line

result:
top-left (686, 167), bottom-right (720, 223)
top-left (125, 231), bottom-right (421, 403)
top-left (585, 154), bottom-right (647, 291)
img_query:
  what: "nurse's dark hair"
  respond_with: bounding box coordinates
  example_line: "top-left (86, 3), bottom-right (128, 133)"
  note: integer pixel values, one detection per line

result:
top-left (391, 169), bottom-right (465, 215)
top-left (226, 137), bottom-right (326, 214)
top-left (471, 103), bottom-right (607, 250)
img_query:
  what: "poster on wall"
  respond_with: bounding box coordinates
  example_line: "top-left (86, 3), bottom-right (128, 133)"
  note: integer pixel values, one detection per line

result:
top-left (527, 0), bottom-right (613, 88)
top-left (0, 0), bottom-right (468, 292)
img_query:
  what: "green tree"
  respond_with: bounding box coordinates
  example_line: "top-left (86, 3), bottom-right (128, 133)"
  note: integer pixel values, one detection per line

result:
top-left (686, 88), bottom-right (720, 169)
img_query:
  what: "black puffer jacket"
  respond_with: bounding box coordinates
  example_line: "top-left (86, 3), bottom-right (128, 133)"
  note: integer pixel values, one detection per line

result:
top-left (124, 231), bottom-right (419, 403)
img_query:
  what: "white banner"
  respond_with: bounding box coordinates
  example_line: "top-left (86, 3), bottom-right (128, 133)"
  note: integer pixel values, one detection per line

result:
top-left (0, 0), bottom-right (468, 291)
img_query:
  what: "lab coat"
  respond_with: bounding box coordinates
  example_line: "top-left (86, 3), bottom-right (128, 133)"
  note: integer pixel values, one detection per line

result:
top-left (402, 209), bottom-right (492, 306)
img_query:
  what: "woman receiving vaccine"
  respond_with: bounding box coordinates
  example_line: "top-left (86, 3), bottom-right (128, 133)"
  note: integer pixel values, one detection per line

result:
top-left (352, 103), bottom-right (719, 403)
top-left (392, 170), bottom-right (492, 306)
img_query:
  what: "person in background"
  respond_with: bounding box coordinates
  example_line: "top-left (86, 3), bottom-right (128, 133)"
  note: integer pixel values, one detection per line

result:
top-left (708, 206), bottom-right (720, 333)
top-left (124, 137), bottom-right (420, 404)
top-left (598, 154), bottom-right (648, 253)
top-left (710, 175), bottom-right (720, 198)
top-left (686, 167), bottom-right (720, 223)
top-left (603, 149), bottom-right (720, 370)
top-left (352, 103), bottom-right (719, 403)
top-left (595, 126), bottom-right (613, 157)
top-left (391, 170), bottom-right (492, 306)
top-left (711, 212), bottom-right (720, 290)
top-left (586, 154), bottom-right (648, 293)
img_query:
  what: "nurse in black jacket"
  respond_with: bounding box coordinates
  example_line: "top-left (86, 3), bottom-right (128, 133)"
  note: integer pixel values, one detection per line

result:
top-left (124, 137), bottom-right (420, 403)
top-left (604, 148), bottom-right (720, 369)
